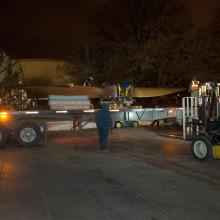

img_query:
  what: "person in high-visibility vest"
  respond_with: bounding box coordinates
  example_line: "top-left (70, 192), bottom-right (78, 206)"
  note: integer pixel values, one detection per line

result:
top-left (118, 82), bottom-right (131, 97)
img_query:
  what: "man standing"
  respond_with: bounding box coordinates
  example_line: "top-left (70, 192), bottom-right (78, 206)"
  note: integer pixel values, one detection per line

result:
top-left (83, 76), bottom-right (93, 87)
top-left (95, 103), bottom-right (113, 152)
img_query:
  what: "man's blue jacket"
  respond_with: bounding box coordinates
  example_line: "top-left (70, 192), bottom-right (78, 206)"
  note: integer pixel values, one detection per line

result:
top-left (95, 103), bottom-right (113, 129)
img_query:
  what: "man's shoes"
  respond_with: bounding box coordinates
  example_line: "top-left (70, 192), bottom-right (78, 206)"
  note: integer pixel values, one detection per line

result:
top-left (100, 150), bottom-right (109, 153)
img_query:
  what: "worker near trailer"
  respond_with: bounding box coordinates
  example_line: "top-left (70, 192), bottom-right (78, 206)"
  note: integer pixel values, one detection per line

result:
top-left (83, 76), bottom-right (93, 87)
top-left (189, 78), bottom-right (199, 97)
top-left (118, 81), bottom-right (131, 97)
top-left (95, 103), bottom-right (113, 152)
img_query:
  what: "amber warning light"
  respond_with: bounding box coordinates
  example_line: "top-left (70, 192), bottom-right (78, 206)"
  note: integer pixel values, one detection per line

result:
top-left (0, 112), bottom-right (9, 121)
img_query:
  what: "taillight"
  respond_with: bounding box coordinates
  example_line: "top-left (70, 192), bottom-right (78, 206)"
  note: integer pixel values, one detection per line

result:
top-left (0, 112), bottom-right (9, 121)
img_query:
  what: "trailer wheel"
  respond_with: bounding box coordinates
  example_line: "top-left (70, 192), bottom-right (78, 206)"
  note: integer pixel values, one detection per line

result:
top-left (191, 136), bottom-right (212, 161)
top-left (115, 121), bottom-right (122, 128)
top-left (0, 125), bottom-right (9, 147)
top-left (133, 121), bottom-right (139, 128)
top-left (16, 122), bottom-right (41, 147)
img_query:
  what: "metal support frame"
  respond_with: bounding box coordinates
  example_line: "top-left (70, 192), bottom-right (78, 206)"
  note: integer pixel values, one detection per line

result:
top-left (136, 111), bottom-right (145, 120)
top-left (182, 97), bottom-right (198, 140)
top-left (182, 95), bottom-right (220, 140)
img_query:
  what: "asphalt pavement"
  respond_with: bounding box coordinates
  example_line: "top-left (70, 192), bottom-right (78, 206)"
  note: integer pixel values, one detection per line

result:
top-left (0, 127), bottom-right (219, 220)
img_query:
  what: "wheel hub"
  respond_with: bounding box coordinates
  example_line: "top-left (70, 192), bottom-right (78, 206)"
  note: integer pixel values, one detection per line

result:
top-left (194, 140), bottom-right (208, 158)
top-left (20, 127), bottom-right (36, 143)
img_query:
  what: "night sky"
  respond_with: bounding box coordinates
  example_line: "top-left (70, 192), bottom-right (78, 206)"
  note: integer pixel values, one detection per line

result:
top-left (0, 0), bottom-right (219, 59)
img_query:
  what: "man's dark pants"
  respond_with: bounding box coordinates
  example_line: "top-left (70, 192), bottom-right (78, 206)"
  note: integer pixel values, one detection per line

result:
top-left (98, 127), bottom-right (109, 150)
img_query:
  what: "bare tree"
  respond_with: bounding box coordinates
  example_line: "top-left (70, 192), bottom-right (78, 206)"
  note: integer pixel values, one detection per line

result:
top-left (92, 0), bottom-right (166, 46)
top-left (0, 50), bottom-right (28, 110)
top-left (64, 40), bottom-right (107, 86)
top-left (209, 9), bottom-right (220, 79)
top-left (65, 0), bottom-right (220, 87)
top-left (90, 0), bottom-right (195, 87)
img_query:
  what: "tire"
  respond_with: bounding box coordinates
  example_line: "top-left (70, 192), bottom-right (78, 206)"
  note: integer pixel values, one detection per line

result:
top-left (133, 121), bottom-right (139, 128)
top-left (16, 122), bottom-right (41, 147)
top-left (115, 121), bottom-right (122, 128)
top-left (191, 136), bottom-right (212, 161)
top-left (0, 125), bottom-right (9, 147)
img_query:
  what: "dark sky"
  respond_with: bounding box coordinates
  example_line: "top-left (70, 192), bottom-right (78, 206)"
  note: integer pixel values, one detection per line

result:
top-left (0, 0), bottom-right (219, 59)
top-left (185, 0), bottom-right (220, 26)
top-left (0, 0), bottom-right (109, 59)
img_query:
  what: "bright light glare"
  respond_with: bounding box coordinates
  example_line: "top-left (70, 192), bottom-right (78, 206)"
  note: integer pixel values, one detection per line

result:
top-left (25, 111), bottom-right (39, 114)
top-left (110, 109), bottom-right (120, 112)
top-left (84, 109), bottom-right (95, 113)
top-left (155, 108), bottom-right (164, 111)
top-left (56, 110), bottom-right (68, 113)
top-left (0, 112), bottom-right (8, 121)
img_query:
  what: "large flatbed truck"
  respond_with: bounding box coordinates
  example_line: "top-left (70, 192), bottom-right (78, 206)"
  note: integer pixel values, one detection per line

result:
top-left (0, 82), bottom-right (184, 148)
top-left (0, 105), bottom-right (179, 147)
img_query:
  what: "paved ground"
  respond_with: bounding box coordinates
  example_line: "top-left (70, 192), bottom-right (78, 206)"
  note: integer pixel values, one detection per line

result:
top-left (0, 127), bottom-right (219, 220)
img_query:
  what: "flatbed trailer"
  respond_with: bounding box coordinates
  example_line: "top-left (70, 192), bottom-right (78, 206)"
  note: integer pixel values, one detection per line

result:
top-left (0, 107), bottom-right (181, 147)
top-left (0, 109), bottom-right (94, 147)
